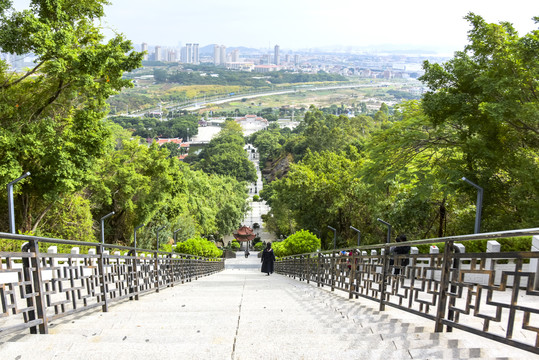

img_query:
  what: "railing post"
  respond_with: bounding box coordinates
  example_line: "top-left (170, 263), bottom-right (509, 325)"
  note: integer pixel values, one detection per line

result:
top-left (97, 244), bottom-right (109, 312)
top-left (435, 240), bottom-right (454, 332)
top-left (22, 240), bottom-right (48, 334)
top-left (349, 250), bottom-right (355, 299)
top-left (154, 251), bottom-right (160, 292)
top-left (306, 255), bottom-right (310, 284)
top-left (379, 245), bottom-right (390, 311)
top-left (331, 251), bottom-right (336, 291)
top-left (317, 253), bottom-right (322, 287)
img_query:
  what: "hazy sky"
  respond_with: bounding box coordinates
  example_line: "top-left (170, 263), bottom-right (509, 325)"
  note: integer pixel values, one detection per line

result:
top-left (12, 0), bottom-right (539, 53)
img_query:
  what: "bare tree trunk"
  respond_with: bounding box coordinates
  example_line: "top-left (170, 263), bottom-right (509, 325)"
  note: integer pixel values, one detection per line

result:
top-left (438, 197), bottom-right (447, 238)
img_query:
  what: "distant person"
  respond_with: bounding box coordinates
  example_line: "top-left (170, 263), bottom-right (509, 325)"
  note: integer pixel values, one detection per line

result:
top-left (261, 242), bottom-right (276, 276)
top-left (245, 249), bottom-right (250, 258)
top-left (390, 234), bottom-right (411, 275)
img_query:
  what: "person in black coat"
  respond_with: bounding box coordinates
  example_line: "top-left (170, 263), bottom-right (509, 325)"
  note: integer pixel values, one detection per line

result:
top-left (390, 234), bottom-right (411, 275)
top-left (261, 242), bottom-right (276, 275)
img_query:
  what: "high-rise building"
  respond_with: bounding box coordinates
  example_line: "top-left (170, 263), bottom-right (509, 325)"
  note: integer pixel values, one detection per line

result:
top-left (274, 45), bottom-right (280, 65)
top-left (220, 45), bottom-right (227, 65)
top-left (231, 49), bottom-right (239, 62)
top-left (141, 43), bottom-right (148, 61)
top-left (285, 54), bottom-right (291, 63)
top-left (294, 54), bottom-right (299, 65)
top-left (154, 46), bottom-right (162, 61)
top-left (214, 45), bottom-right (220, 65)
top-left (186, 43), bottom-right (192, 63)
top-left (193, 44), bottom-right (199, 64)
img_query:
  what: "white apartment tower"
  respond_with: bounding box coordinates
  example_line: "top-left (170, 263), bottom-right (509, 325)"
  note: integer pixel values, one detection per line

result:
top-left (214, 45), bottom-right (220, 65)
top-left (220, 45), bottom-right (227, 65)
top-left (141, 43), bottom-right (148, 61)
top-left (274, 44), bottom-right (280, 65)
top-left (193, 43), bottom-right (199, 64)
top-left (154, 46), bottom-right (162, 61)
top-left (231, 49), bottom-right (239, 62)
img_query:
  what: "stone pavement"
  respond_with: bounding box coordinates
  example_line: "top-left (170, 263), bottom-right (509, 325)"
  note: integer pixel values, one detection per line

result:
top-left (2, 254), bottom-right (536, 359)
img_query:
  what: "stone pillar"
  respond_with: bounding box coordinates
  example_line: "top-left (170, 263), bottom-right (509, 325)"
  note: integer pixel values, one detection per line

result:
top-left (410, 247), bottom-right (419, 254)
top-left (485, 240), bottom-right (500, 270)
top-left (71, 247), bottom-right (80, 265)
top-left (48, 246), bottom-right (58, 267)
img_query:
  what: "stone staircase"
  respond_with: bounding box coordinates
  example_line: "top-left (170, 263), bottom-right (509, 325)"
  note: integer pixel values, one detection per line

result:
top-left (0, 267), bottom-right (534, 360)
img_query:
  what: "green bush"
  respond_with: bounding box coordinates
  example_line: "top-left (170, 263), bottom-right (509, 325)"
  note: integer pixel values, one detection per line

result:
top-left (174, 237), bottom-right (223, 258)
top-left (252, 195), bottom-right (260, 202)
top-left (273, 229), bottom-right (321, 257)
top-left (230, 240), bottom-right (241, 250)
top-left (254, 242), bottom-right (265, 251)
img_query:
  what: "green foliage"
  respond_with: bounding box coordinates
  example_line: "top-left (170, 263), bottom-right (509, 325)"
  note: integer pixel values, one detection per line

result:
top-left (192, 120), bottom-right (257, 183)
top-left (254, 242), bottom-right (265, 251)
top-left (230, 240), bottom-right (240, 250)
top-left (152, 65), bottom-right (348, 87)
top-left (281, 229), bottom-right (321, 256)
top-left (0, 0), bottom-right (143, 234)
top-left (420, 13), bottom-right (539, 231)
top-left (110, 114), bottom-right (199, 140)
top-left (252, 195), bottom-right (260, 202)
top-left (174, 236), bottom-right (223, 258)
top-left (259, 15), bottom-right (538, 245)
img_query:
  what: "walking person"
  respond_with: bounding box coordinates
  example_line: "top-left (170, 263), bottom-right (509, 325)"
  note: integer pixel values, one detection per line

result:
top-left (261, 242), bottom-right (276, 276)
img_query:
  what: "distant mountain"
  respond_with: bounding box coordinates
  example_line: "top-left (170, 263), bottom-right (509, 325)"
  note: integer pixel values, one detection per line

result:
top-left (199, 44), bottom-right (264, 56)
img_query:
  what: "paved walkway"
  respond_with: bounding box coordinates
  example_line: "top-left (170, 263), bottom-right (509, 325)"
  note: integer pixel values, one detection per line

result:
top-left (0, 254), bottom-right (535, 360)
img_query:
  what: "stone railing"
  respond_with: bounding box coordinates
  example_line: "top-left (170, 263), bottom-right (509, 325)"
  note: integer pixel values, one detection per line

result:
top-left (0, 232), bottom-right (223, 337)
top-left (275, 229), bottom-right (539, 355)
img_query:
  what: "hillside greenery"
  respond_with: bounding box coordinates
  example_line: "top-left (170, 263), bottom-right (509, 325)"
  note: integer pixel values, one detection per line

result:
top-left (258, 14), bottom-right (539, 249)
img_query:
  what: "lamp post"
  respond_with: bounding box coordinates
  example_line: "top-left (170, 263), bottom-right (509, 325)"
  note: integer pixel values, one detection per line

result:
top-left (377, 218), bottom-right (391, 244)
top-left (100, 212), bottom-right (115, 244)
top-left (134, 223), bottom-right (145, 249)
top-left (350, 226), bottom-right (361, 247)
top-left (462, 177), bottom-right (483, 234)
top-left (173, 228), bottom-right (181, 244)
top-left (7, 172), bottom-right (30, 234)
top-left (328, 226), bottom-right (336, 250)
top-left (156, 225), bottom-right (166, 251)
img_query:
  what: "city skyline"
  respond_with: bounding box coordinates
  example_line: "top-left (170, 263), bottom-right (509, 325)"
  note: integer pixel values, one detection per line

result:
top-left (9, 0), bottom-right (538, 55)
top-left (100, 0), bottom-right (537, 55)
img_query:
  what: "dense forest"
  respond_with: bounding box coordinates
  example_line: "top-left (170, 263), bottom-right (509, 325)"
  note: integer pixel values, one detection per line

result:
top-left (251, 14), bottom-right (539, 248)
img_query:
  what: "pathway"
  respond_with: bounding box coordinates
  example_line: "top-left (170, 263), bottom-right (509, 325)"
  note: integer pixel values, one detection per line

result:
top-left (0, 254), bottom-right (533, 359)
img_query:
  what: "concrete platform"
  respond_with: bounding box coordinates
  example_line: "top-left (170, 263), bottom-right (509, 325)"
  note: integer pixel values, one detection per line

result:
top-left (1, 261), bottom-right (536, 360)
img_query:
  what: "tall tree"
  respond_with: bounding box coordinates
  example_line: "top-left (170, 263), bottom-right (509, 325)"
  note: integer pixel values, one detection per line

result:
top-left (420, 13), bottom-right (539, 230)
top-left (0, 0), bottom-right (143, 233)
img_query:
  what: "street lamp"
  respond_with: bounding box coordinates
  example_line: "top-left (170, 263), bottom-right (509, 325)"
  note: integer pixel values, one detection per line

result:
top-left (173, 228), bottom-right (181, 244)
top-left (156, 225), bottom-right (166, 250)
top-left (350, 226), bottom-right (361, 247)
top-left (377, 218), bottom-right (391, 244)
top-left (462, 177), bottom-right (483, 234)
top-left (7, 172), bottom-right (30, 234)
top-left (134, 223), bottom-right (145, 249)
top-left (327, 226), bottom-right (336, 250)
top-left (100, 212), bottom-right (115, 244)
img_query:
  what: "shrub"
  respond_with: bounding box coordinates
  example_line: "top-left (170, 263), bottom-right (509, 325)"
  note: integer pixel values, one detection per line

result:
top-left (174, 237), bottom-right (223, 258)
top-left (254, 242), bottom-right (265, 251)
top-left (252, 195), bottom-right (260, 202)
top-left (230, 240), bottom-right (241, 250)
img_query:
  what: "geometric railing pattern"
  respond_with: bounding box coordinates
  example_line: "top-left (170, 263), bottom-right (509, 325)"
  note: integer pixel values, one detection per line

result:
top-left (275, 228), bottom-right (539, 354)
top-left (0, 233), bottom-right (223, 337)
